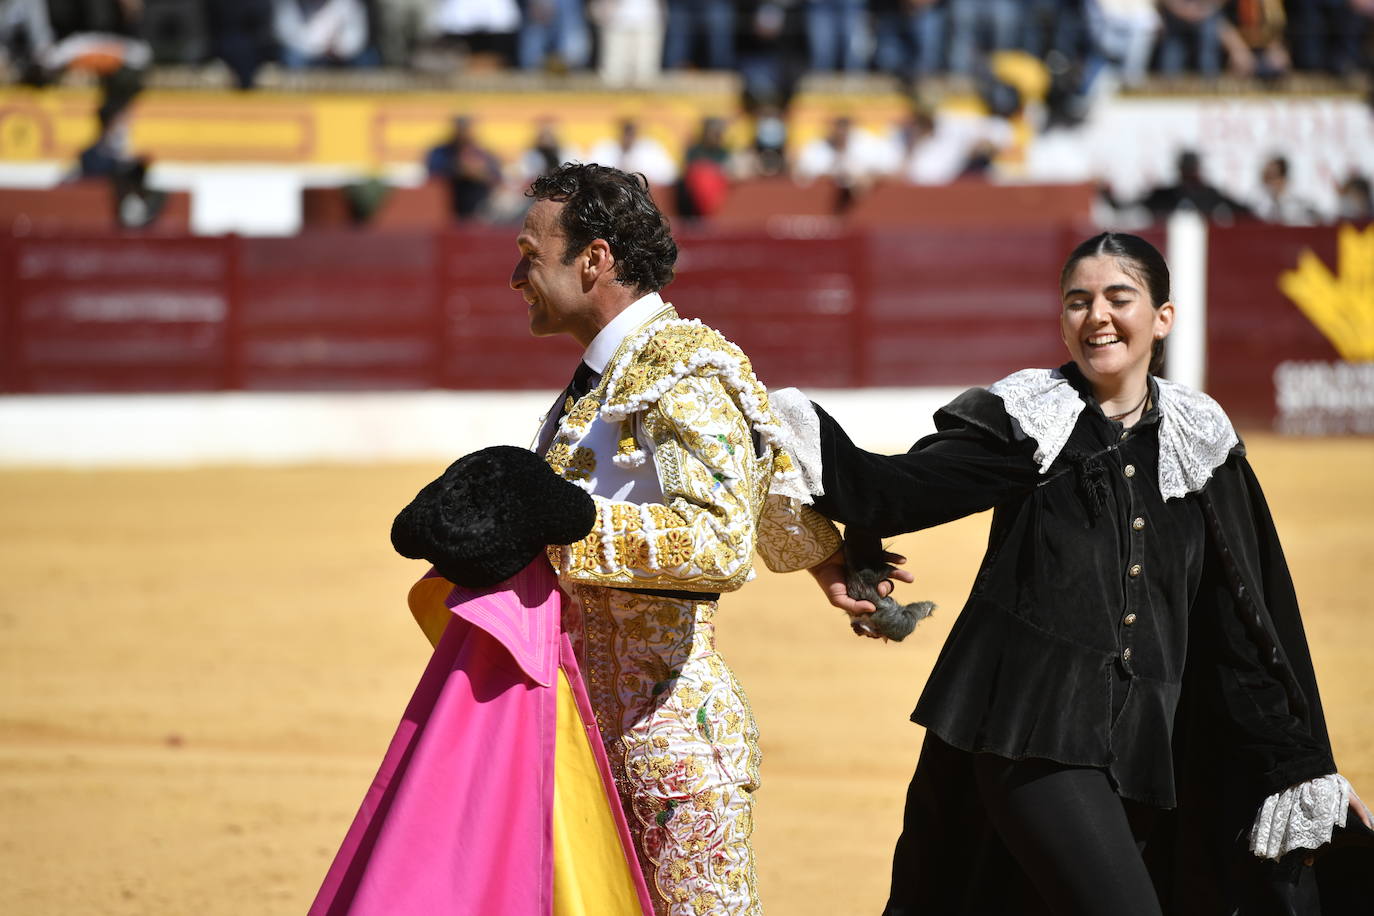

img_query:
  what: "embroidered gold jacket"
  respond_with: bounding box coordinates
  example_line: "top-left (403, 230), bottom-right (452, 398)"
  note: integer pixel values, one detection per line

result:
top-left (540, 304), bottom-right (839, 592)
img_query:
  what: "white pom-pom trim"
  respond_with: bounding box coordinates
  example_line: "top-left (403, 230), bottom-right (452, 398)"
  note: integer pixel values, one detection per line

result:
top-left (597, 317), bottom-right (794, 458)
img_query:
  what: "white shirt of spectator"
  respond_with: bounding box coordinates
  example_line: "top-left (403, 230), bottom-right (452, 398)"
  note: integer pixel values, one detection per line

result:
top-left (274, 0), bottom-right (369, 61)
top-left (518, 145), bottom-right (585, 183)
top-left (907, 114), bottom-right (1014, 184)
top-left (795, 126), bottom-right (897, 185)
top-left (586, 136), bottom-right (679, 186)
top-left (593, 0), bottom-right (665, 28)
top-left (430, 0), bottom-right (520, 35)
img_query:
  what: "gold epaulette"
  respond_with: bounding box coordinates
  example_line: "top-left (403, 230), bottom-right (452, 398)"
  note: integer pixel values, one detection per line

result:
top-left (597, 317), bottom-right (800, 487)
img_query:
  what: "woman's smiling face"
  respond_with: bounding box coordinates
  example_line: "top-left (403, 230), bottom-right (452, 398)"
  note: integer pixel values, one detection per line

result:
top-left (1060, 254), bottom-right (1174, 391)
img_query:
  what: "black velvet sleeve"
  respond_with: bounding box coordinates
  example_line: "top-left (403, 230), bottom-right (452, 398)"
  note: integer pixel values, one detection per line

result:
top-left (810, 388), bottom-right (1042, 538)
top-left (1194, 455), bottom-right (1335, 798)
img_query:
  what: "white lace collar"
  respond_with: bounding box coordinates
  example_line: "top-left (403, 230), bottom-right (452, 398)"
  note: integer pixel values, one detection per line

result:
top-left (986, 368), bottom-right (1239, 500)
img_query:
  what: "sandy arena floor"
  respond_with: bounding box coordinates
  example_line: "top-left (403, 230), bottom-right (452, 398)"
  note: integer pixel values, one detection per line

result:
top-left (1, 433), bottom-right (1371, 915)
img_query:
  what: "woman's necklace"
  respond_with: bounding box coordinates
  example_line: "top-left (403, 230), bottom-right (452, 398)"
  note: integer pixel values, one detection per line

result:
top-left (1106, 389), bottom-right (1149, 422)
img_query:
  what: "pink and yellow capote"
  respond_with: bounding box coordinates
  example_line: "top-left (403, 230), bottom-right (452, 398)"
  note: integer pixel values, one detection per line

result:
top-left (309, 560), bottom-right (654, 915)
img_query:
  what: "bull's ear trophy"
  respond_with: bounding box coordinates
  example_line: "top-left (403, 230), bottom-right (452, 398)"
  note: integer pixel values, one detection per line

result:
top-left (843, 533), bottom-right (935, 642)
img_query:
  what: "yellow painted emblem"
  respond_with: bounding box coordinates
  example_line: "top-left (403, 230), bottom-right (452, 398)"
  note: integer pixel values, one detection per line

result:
top-left (1278, 224), bottom-right (1374, 362)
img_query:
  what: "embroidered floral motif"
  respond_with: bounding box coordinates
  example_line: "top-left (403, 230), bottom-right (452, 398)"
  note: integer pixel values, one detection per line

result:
top-left (544, 441), bottom-right (571, 473)
top-left (610, 504), bottom-right (645, 532)
top-left (657, 530), bottom-right (695, 567)
top-left (567, 397), bottom-right (599, 428)
top-left (756, 497), bottom-right (842, 572)
top-left (614, 533), bottom-right (652, 569)
top-left (555, 445), bottom-right (596, 481)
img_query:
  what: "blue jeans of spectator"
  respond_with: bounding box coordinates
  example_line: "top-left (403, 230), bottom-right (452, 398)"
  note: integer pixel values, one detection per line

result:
top-left (518, 0), bottom-right (590, 70)
top-left (947, 0), bottom-right (1021, 75)
top-left (806, 0), bottom-right (868, 72)
top-left (1021, 0), bottom-right (1084, 59)
top-left (664, 0), bottom-right (736, 70)
top-left (873, 6), bottom-right (945, 78)
top-left (280, 45), bottom-right (381, 69)
top-left (1156, 9), bottom-right (1220, 78)
top-left (1289, 0), bottom-right (1367, 74)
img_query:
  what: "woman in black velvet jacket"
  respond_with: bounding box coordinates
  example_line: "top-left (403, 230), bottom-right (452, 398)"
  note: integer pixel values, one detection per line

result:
top-left (804, 233), bottom-right (1371, 915)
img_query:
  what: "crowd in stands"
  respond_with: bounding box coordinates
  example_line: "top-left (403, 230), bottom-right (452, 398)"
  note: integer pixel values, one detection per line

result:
top-left (1, 1), bottom-right (1369, 231)
top-left (2, 1), bottom-right (1371, 93)
top-left (423, 109), bottom-right (1374, 228)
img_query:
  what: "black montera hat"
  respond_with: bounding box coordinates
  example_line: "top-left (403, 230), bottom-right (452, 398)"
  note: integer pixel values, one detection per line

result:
top-left (390, 445), bottom-right (596, 588)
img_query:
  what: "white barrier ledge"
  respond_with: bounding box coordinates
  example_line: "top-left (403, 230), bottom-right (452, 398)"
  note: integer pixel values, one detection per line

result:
top-left (0, 388), bottom-right (964, 469)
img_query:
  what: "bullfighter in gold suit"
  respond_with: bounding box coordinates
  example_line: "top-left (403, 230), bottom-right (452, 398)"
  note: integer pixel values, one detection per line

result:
top-left (516, 164), bottom-right (839, 914)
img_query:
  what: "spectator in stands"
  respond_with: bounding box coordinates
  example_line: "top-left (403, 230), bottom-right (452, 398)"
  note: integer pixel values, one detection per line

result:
top-left (71, 66), bottom-right (167, 228)
top-left (425, 115), bottom-right (503, 220)
top-left (872, 0), bottom-right (946, 80)
top-left (1082, 0), bottom-right (1159, 91)
top-left (374, 0), bottom-right (436, 67)
top-left (516, 118), bottom-right (580, 181)
top-left (1252, 154), bottom-right (1320, 225)
top-left (586, 118), bottom-right (678, 186)
top-left (1021, 0), bottom-right (1085, 60)
top-left (804, 0), bottom-right (868, 72)
top-left (884, 107), bottom-right (991, 184)
top-left (734, 100), bottom-right (791, 178)
top-left (1103, 149), bottom-right (1252, 223)
top-left (75, 77), bottom-right (140, 180)
top-left (946, 0), bottom-right (1022, 75)
top-left (518, 0), bottom-right (590, 71)
top-left (206, 0), bottom-right (276, 88)
top-left (1288, 0), bottom-right (1371, 75)
top-left (30, 0), bottom-right (152, 77)
top-left (592, 0), bottom-right (664, 86)
top-left (795, 114), bottom-right (891, 210)
top-left (273, 0), bottom-right (375, 69)
top-left (676, 115), bottom-right (733, 218)
top-left (1335, 173), bottom-right (1373, 221)
top-left (663, 0), bottom-right (736, 70)
top-left (737, 1), bottom-right (808, 104)
top-left (0, 0), bottom-right (55, 82)
top-left (1155, 0), bottom-right (1223, 78)
top-left (1219, 0), bottom-right (1289, 78)
top-left (431, 0), bottom-right (519, 67)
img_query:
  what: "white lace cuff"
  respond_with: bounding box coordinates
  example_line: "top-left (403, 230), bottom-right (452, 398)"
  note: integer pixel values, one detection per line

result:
top-left (1249, 774), bottom-right (1351, 860)
top-left (766, 387), bottom-right (824, 502)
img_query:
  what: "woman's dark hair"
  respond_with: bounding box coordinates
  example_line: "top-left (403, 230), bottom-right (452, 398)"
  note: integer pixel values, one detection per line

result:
top-left (1060, 232), bottom-right (1170, 377)
top-left (526, 163), bottom-right (677, 295)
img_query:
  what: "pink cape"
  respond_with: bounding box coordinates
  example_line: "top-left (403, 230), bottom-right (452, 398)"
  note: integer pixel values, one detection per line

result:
top-left (309, 561), bottom-right (651, 915)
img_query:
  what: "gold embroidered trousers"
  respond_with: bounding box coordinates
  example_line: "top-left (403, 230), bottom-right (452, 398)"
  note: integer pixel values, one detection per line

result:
top-left (568, 584), bottom-right (762, 916)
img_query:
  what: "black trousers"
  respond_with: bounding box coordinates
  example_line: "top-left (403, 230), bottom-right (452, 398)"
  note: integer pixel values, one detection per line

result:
top-left (884, 736), bottom-right (1162, 916)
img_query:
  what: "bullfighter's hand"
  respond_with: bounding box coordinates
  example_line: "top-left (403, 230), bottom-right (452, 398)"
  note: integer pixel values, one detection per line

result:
top-left (807, 546), bottom-right (914, 617)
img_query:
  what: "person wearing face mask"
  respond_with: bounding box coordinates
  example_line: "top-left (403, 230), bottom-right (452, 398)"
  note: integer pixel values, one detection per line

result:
top-left (795, 232), bottom-right (1373, 914)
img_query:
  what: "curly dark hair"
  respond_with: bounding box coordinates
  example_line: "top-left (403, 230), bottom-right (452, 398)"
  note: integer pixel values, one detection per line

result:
top-left (526, 163), bottom-right (677, 294)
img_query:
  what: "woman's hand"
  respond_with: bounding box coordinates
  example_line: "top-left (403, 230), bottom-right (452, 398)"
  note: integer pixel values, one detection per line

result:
top-left (1350, 785), bottom-right (1373, 830)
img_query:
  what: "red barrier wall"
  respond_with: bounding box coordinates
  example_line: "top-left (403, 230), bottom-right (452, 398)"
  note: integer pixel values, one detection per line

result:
top-left (1206, 223), bottom-right (1372, 431)
top-left (6, 226), bottom-right (1086, 395)
top-left (3, 224), bottom-right (1369, 437)
top-left (4, 236), bottom-right (231, 392)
